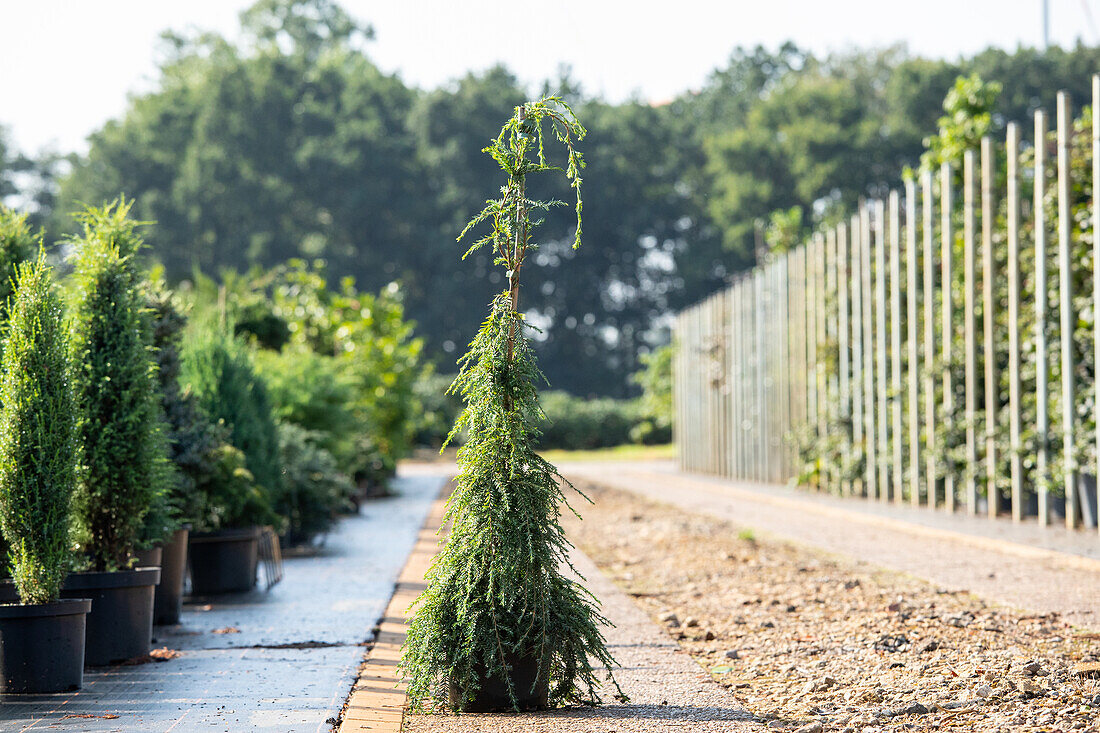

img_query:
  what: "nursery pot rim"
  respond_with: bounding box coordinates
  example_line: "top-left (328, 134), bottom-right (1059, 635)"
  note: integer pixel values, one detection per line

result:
top-left (63, 567), bottom-right (161, 590)
top-left (0, 597), bottom-right (92, 618)
top-left (189, 526), bottom-right (262, 543)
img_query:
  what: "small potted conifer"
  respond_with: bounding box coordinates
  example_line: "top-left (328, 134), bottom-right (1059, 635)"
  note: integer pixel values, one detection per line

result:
top-left (0, 206), bottom-right (40, 604)
top-left (401, 99), bottom-right (623, 712)
top-left (62, 201), bottom-right (165, 665)
top-left (181, 323), bottom-right (281, 594)
top-left (0, 255), bottom-right (91, 693)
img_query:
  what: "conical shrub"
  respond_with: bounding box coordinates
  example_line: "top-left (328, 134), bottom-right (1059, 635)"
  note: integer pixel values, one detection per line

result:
top-left (0, 255), bottom-right (77, 604)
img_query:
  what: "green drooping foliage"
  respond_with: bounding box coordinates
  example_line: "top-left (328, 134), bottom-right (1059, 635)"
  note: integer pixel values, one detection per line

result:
top-left (0, 255), bottom-right (78, 604)
top-left (180, 321), bottom-right (282, 527)
top-left (275, 422), bottom-right (355, 544)
top-left (69, 201), bottom-right (170, 572)
top-left (402, 99), bottom-right (622, 711)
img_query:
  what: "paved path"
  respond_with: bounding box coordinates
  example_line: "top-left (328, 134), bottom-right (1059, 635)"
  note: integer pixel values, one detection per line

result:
top-left (0, 472), bottom-right (444, 733)
top-left (560, 461), bottom-right (1100, 631)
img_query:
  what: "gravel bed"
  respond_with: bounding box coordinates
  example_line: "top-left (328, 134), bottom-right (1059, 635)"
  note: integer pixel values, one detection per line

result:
top-left (561, 482), bottom-right (1100, 733)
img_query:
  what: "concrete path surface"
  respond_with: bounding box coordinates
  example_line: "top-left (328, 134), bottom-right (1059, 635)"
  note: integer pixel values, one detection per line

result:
top-left (560, 461), bottom-right (1100, 631)
top-left (0, 471), bottom-right (444, 733)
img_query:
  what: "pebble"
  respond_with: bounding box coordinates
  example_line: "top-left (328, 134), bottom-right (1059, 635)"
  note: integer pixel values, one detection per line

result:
top-left (976, 685), bottom-right (993, 698)
top-left (684, 617), bottom-right (699, 628)
top-left (794, 722), bottom-right (823, 733)
top-left (659, 612), bottom-right (680, 628)
top-left (724, 649), bottom-right (740, 659)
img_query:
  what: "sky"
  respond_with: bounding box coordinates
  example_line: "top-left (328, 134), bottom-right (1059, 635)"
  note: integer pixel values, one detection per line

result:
top-left (1, 0), bottom-right (1098, 155)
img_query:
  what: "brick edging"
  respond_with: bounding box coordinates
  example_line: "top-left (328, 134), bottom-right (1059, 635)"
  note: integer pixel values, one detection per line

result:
top-left (338, 488), bottom-right (448, 731)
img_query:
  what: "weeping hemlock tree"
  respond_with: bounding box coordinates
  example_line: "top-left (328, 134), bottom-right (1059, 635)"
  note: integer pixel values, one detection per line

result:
top-left (401, 99), bottom-right (623, 711)
top-left (0, 255), bottom-right (77, 605)
top-left (70, 201), bottom-right (168, 572)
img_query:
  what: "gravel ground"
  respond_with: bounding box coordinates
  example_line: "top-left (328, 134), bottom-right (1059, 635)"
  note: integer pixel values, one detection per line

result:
top-left (560, 482), bottom-right (1100, 733)
top-left (402, 533), bottom-right (755, 731)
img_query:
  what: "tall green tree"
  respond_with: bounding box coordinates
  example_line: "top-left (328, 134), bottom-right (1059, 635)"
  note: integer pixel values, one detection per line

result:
top-left (69, 201), bottom-right (169, 571)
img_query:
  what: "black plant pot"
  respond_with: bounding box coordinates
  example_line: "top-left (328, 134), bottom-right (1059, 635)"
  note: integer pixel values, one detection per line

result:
top-left (188, 527), bottom-right (260, 595)
top-left (60, 567), bottom-right (160, 666)
top-left (135, 527), bottom-right (190, 624)
top-left (155, 527), bottom-right (189, 623)
top-left (0, 598), bottom-right (91, 693)
top-left (448, 653), bottom-right (549, 712)
top-left (135, 545), bottom-right (162, 568)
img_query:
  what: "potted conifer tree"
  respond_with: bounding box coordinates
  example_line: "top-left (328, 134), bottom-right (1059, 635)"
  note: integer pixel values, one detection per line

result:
top-left (181, 323), bottom-right (281, 594)
top-left (0, 206), bottom-right (40, 603)
top-left (0, 255), bottom-right (91, 693)
top-left (401, 99), bottom-right (623, 712)
top-left (62, 201), bottom-right (165, 665)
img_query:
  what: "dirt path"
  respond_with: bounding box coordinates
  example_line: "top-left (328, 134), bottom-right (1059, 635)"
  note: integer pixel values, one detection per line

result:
top-left (562, 482), bottom-right (1100, 733)
top-left (561, 462), bottom-right (1100, 632)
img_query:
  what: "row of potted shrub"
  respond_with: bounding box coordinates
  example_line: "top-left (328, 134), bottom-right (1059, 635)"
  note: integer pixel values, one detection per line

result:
top-left (0, 201), bottom-right (384, 693)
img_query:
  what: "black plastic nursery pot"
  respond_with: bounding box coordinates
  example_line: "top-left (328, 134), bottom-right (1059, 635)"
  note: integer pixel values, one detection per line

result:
top-left (156, 527), bottom-right (189, 623)
top-left (448, 652), bottom-right (550, 712)
top-left (188, 527), bottom-right (260, 595)
top-left (0, 598), bottom-right (91, 693)
top-left (136, 527), bottom-right (190, 625)
top-left (60, 567), bottom-right (160, 666)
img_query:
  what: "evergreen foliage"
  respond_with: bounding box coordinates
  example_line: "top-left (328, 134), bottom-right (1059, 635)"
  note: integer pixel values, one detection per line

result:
top-left (69, 200), bottom-right (170, 572)
top-left (0, 206), bottom-right (39, 312)
top-left (181, 321), bottom-right (282, 527)
top-left (0, 255), bottom-right (78, 604)
top-left (275, 421), bottom-right (354, 543)
top-left (401, 99), bottom-right (623, 711)
top-left (0, 205), bottom-right (40, 577)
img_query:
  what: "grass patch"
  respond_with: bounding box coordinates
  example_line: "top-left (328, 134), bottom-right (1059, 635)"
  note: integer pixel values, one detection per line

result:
top-left (538, 443), bottom-right (675, 464)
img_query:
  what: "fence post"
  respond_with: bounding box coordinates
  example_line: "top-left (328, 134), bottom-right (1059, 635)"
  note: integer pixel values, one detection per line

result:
top-left (1007, 122), bottom-right (1024, 523)
top-left (1057, 91), bottom-right (1078, 529)
top-left (875, 200), bottom-right (890, 501)
top-left (1035, 109), bottom-right (1050, 526)
top-left (861, 205), bottom-right (877, 499)
top-left (838, 222), bottom-right (851, 495)
top-left (1093, 75), bottom-right (1100, 534)
top-left (905, 179), bottom-right (920, 505)
top-left (981, 136), bottom-right (999, 518)
top-left (923, 170), bottom-right (937, 508)
top-left (826, 229), bottom-right (839, 493)
top-left (754, 268), bottom-right (767, 482)
top-left (850, 214), bottom-right (865, 497)
top-left (816, 235), bottom-right (828, 456)
top-left (779, 256), bottom-right (792, 479)
top-left (941, 162), bottom-right (956, 513)
top-left (964, 149), bottom-right (979, 515)
top-left (889, 191), bottom-right (904, 502)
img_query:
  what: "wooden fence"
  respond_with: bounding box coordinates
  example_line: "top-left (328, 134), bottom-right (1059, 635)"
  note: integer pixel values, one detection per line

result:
top-left (674, 77), bottom-right (1100, 534)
